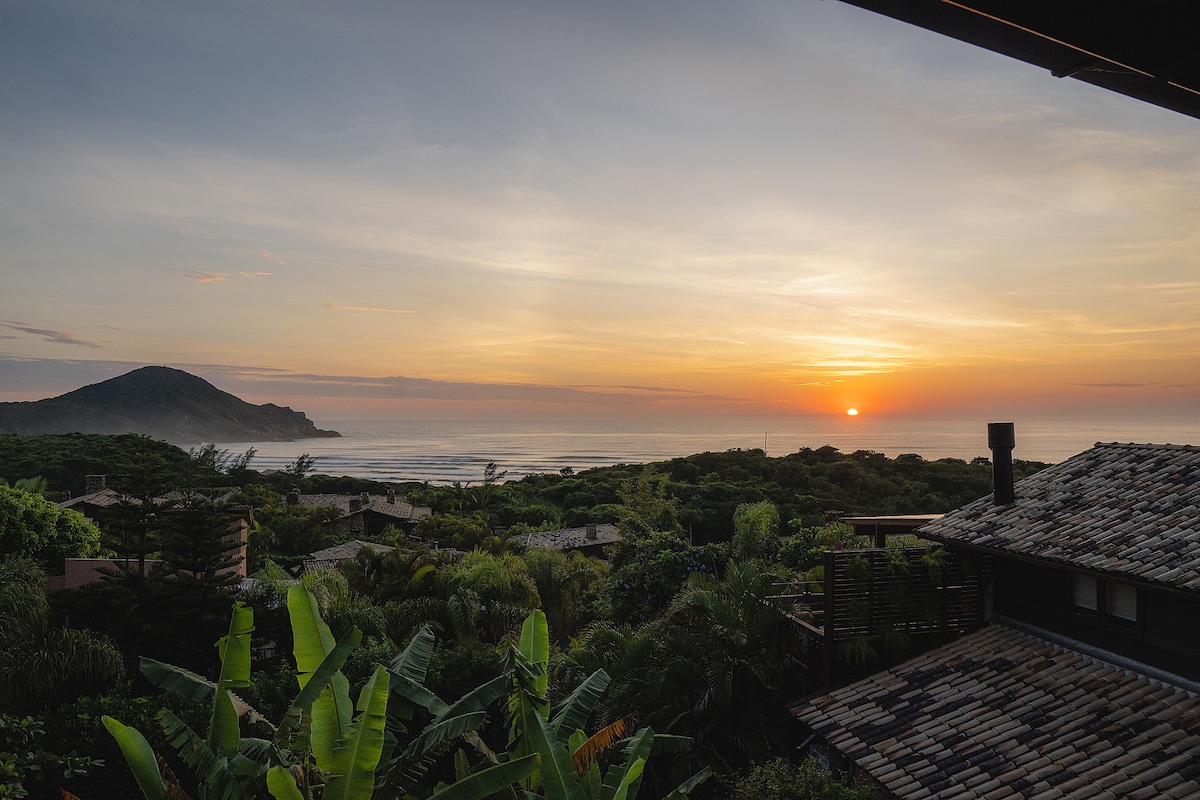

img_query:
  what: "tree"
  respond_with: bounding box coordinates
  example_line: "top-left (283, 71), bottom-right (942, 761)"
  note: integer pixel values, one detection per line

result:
top-left (284, 453), bottom-right (318, 480)
top-left (105, 435), bottom-right (176, 580)
top-left (0, 556), bottom-right (124, 713)
top-left (0, 483), bottom-right (101, 571)
top-left (617, 467), bottom-right (683, 539)
top-left (731, 501), bottom-right (780, 563)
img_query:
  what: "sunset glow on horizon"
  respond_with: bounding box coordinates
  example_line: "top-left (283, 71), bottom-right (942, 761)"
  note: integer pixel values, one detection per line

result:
top-left (2, 1), bottom-right (1198, 425)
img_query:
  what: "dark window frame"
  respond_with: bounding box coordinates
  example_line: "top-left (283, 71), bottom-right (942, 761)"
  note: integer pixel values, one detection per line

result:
top-left (1071, 572), bottom-right (1143, 634)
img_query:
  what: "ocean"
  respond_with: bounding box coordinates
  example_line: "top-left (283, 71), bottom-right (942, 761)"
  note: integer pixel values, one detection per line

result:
top-left (203, 414), bottom-right (1200, 485)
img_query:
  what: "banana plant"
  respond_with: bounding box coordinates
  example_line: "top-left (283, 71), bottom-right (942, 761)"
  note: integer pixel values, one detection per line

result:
top-left (103, 587), bottom-right (391, 800)
top-left (389, 610), bottom-right (710, 800)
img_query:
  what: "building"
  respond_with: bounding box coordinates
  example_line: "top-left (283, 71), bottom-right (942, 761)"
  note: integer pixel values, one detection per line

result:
top-left (302, 539), bottom-right (394, 573)
top-left (286, 489), bottom-right (431, 538)
top-left (50, 474), bottom-right (250, 590)
top-left (508, 523), bottom-right (620, 559)
top-left (791, 426), bottom-right (1200, 798)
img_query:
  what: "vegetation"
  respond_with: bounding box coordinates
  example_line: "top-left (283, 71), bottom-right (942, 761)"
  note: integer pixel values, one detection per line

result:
top-left (0, 431), bottom-right (1049, 798)
top-left (0, 483), bottom-right (101, 571)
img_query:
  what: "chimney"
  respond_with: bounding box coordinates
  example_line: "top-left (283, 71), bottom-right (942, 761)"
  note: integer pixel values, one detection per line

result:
top-left (586, 523), bottom-right (598, 540)
top-left (386, 489), bottom-right (396, 504)
top-left (85, 474), bottom-right (106, 494)
top-left (988, 422), bottom-right (1016, 506)
top-left (287, 489), bottom-right (300, 506)
top-left (360, 491), bottom-right (370, 506)
top-left (349, 497), bottom-right (362, 513)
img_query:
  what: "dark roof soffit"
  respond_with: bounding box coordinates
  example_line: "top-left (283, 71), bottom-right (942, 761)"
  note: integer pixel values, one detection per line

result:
top-left (835, 0), bottom-right (1200, 121)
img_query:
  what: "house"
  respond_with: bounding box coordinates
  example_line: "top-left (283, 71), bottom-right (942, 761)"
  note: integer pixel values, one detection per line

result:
top-left (286, 489), bottom-right (431, 538)
top-left (508, 523), bottom-right (620, 559)
top-left (56, 474), bottom-right (125, 526)
top-left (790, 425), bottom-right (1200, 798)
top-left (302, 539), bottom-right (394, 573)
top-left (50, 474), bottom-right (250, 590)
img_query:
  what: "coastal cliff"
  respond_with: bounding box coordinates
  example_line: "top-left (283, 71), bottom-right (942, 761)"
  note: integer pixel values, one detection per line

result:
top-left (0, 366), bottom-right (341, 442)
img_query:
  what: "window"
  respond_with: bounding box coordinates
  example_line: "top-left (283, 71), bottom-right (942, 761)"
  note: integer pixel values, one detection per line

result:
top-left (1072, 572), bottom-right (1139, 626)
top-left (1106, 582), bottom-right (1138, 622)
top-left (1072, 574), bottom-right (1098, 610)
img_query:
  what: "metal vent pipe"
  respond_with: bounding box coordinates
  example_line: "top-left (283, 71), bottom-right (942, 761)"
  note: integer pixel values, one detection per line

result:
top-left (988, 422), bottom-right (1016, 506)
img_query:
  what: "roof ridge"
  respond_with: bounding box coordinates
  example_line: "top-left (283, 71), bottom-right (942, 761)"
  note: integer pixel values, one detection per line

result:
top-left (1093, 441), bottom-right (1200, 451)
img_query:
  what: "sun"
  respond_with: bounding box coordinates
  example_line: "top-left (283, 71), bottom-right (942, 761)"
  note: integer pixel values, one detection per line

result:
top-left (846, 408), bottom-right (859, 416)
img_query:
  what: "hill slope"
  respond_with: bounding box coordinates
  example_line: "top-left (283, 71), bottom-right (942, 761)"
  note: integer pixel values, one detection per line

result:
top-left (0, 366), bottom-right (341, 442)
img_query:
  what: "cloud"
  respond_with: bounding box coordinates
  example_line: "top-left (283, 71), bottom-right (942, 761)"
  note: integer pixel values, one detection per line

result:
top-left (176, 269), bottom-right (271, 283)
top-left (324, 304), bottom-right (415, 314)
top-left (1068, 382), bottom-right (1193, 389)
top-left (257, 249), bottom-right (285, 265)
top-left (0, 322), bottom-right (101, 348)
top-left (1070, 382), bottom-right (1150, 388)
top-left (178, 269), bottom-right (232, 284)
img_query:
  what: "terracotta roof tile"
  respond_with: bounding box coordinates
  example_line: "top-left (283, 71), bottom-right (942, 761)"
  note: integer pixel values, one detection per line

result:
top-left (298, 493), bottom-right (431, 522)
top-left (919, 443), bottom-right (1200, 592)
top-left (793, 625), bottom-right (1200, 799)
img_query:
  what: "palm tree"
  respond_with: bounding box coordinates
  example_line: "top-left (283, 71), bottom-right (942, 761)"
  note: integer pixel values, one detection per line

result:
top-left (653, 561), bottom-right (798, 772)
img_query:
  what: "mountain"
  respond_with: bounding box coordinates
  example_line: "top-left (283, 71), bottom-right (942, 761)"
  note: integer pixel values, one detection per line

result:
top-left (0, 366), bottom-right (341, 442)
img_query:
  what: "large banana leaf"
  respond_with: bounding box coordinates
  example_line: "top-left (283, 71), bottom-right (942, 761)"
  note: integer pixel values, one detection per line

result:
top-left (517, 610), bottom-right (550, 701)
top-left (387, 670), bottom-right (449, 717)
top-left (662, 768), bottom-right (711, 799)
top-left (601, 727), bottom-right (653, 800)
top-left (289, 585), bottom-right (355, 771)
top-left (323, 665), bottom-right (391, 800)
top-left (551, 669), bottom-right (610, 737)
top-left (140, 658), bottom-right (272, 729)
top-left (569, 730), bottom-right (603, 800)
top-left (430, 754), bottom-right (540, 800)
top-left (570, 717), bottom-right (630, 776)
top-left (266, 766), bottom-right (305, 800)
top-left (102, 716), bottom-right (167, 800)
top-left (400, 711), bottom-right (489, 764)
top-left (390, 624), bottom-right (435, 685)
top-left (437, 673), bottom-right (509, 720)
top-left (159, 708), bottom-right (258, 800)
top-left (215, 601), bottom-right (254, 690)
top-left (271, 626), bottom-right (362, 750)
top-left (211, 602), bottom-right (255, 755)
top-left (606, 758), bottom-right (645, 800)
top-left (524, 703), bottom-right (585, 800)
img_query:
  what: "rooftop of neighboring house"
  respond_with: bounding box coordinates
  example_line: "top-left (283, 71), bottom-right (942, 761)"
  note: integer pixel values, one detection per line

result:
top-left (792, 623), bottom-right (1200, 799)
top-left (291, 491), bottom-right (431, 521)
top-left (58, 487), bottom-right (124, 510)
top-left (305, 539), bottom-right (394, 564)
top-left (918, 442), bottom-right (1200, 593)
top-left (509, 523), bottom-right (620, 551)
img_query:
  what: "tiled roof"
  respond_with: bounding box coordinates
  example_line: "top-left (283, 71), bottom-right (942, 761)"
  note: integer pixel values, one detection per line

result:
top-left (298, 494), bottom-right (431, 522)
top-left (305, 539), bottom-right (394, 563)
top-left (58, 488), bottom-right (124, 509)
top-left (509, 523), bottom-right (620, 551)
top-left (918, 442), bottom-right (1200, 592)
top-left (792, 624), bottom-right (1200, 799)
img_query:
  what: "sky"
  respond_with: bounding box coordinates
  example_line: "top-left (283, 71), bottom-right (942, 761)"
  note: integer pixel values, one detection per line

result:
top-left (2, 0), bottom-right (1198, 422)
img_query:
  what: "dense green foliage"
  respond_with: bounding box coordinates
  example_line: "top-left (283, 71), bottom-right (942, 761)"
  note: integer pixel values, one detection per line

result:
top-left (0, 557), bottom-right (124, 714)
top-left (730, 758), bottom-right (875, 800)
top-left (0, 433), bottom-right (194, 497)
top-left (0, 432), bottom-right (1050, 798)
top-left (0, 484), bottom-right (101, 571)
